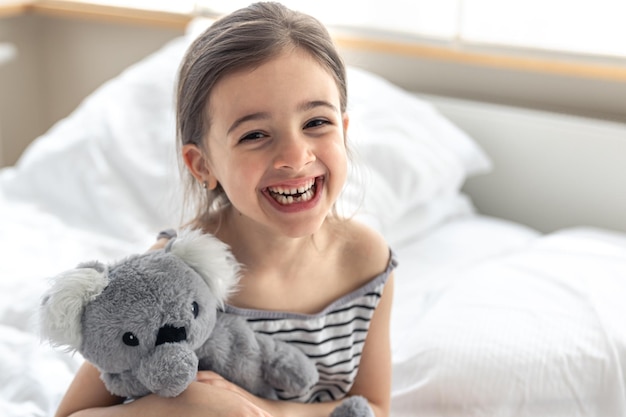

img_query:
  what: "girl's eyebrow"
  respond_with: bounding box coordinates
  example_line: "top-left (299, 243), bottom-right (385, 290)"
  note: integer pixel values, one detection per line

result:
top-left (297, 100), bottom-right (338, 113)
top-left (228, 112), bottom-right (270, 134)
top-left (227, 100), bottom-right (338, 134)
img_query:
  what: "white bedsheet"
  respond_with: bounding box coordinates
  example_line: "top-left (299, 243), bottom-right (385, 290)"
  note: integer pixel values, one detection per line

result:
top-left (391, 222), bottom-right (626, 416)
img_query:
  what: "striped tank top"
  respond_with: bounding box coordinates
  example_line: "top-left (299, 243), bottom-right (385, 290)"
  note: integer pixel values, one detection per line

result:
top-left (223, 251), bottom-right (397, 403)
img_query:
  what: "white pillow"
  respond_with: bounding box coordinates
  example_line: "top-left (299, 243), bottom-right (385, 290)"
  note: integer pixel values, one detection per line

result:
top-left (0, 37), bottom-right (189, 242)
top-left (339, 66), bottom-right (491, 235)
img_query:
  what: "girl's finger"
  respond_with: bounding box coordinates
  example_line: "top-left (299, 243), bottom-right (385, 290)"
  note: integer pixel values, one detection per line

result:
top-left (196, 372), bottom-right (246, 394)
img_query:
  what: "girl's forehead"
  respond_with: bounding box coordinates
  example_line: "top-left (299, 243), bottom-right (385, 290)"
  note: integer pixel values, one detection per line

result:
top-left (208, 49), bottom-right (342, 116)
top-left (222, 48), bottom-right (334, 86)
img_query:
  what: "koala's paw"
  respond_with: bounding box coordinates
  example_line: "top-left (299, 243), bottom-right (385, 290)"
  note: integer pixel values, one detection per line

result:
top-left (264, 344), bottom-right (319, 397)
top-left (138, 344), bottom-right (198, 397)
top-left (330, 396), bottom-right (374, 417)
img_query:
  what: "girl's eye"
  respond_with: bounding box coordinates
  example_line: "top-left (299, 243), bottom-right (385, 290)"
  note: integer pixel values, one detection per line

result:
top-left (304, 119), bottom-right (329, 129)
top-left (239, 131), bottom-right (266, 143)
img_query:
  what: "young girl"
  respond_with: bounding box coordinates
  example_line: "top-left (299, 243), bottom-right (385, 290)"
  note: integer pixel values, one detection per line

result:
top-left (55, 2), bottom-right (395, 417)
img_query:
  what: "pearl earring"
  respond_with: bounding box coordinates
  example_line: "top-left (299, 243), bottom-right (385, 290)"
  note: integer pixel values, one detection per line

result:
top-left (202, 181), bottom-right (208, 189)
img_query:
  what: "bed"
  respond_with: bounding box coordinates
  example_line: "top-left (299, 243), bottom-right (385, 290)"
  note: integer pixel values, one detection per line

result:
top-left (2, 19), bottom-right (626, 417)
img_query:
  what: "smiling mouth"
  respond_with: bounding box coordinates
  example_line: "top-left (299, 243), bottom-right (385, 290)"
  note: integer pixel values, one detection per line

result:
top-left (266, 177), bottom-right (319, 206)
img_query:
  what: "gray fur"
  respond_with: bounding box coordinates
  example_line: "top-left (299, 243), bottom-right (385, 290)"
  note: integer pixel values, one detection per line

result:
top-left (329, 396), bottom-right (375, 417)
top-left (39, 230), bottom-right (316, 399)
top-left (40, 230), bottom-right (369, 416)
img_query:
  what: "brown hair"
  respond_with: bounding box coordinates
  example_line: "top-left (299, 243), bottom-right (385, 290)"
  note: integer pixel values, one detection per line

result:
top-left (176, 2), bottom-right (347, 226)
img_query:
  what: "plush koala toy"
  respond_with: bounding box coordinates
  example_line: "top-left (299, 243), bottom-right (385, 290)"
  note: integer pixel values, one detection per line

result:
top-left (39, 229), bottom-right (318, 399)
top-left (39, 229), bottom-right (373, 417)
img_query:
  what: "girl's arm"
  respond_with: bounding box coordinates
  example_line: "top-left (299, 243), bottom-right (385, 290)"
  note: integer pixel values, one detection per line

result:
top-left (54, 361), bottom-right (123, 417)
top-left (56, 361), bottom-right (273, 417)
top-left (148, 237), bottom-right (170, 251)
top-left (346, 273), bottom-right (394, 417)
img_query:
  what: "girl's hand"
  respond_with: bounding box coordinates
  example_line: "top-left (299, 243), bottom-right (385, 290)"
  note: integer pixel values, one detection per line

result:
top-left (195, 371), bottom-right (276, 416)
top-left (124, 376), bottom-right (274, 417)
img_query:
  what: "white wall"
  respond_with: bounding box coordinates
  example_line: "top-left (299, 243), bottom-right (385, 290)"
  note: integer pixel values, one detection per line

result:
top-left (0, 13), bottom-right (183, 166)
top-left (338, 45), bottom-right (626, 123)
top-left (0, 14), bottom-right (46, 167)
top-left (427, 94), bottom-right (626, 233)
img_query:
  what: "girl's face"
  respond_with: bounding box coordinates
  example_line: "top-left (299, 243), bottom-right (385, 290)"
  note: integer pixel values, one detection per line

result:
top-left (190, 48), bottom-right (348, 239)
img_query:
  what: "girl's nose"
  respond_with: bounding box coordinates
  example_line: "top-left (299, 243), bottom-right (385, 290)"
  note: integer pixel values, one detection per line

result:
top-left (273, 135), bottom-right (316, 171)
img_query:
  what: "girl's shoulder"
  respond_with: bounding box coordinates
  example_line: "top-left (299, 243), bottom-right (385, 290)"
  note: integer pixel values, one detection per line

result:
top-left (331, 219), bottom-right (394, 288)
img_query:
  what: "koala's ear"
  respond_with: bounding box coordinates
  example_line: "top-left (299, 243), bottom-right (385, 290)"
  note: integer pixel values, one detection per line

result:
top-left (39, 262), bottom-right (109, 351)
top-left (167, 228), bottom-right (241, 306)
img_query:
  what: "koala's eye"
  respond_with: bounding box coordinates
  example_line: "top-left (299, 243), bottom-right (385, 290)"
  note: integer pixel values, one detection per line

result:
top-left (122, 332), bottom-right (139, 346)
top-left (192, 301), bottom-right (199, 318)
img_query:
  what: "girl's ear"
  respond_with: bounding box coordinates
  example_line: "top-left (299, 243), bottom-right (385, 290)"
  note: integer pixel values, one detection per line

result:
top-left (182, 144), bottom-right (219, 190)
top-left (341, 113), bottom-right (350, 146)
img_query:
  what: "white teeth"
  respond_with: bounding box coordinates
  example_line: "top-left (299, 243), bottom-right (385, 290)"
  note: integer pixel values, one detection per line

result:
top-left (269, 180), bottom-right (316, 205)
top-left (268, 178), bottom-right (315, 196)
top-left (273, 189), bottom-right (314, 205)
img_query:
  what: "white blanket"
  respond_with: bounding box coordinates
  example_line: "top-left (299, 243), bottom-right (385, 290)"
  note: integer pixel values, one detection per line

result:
top-left (391, 221), bottom-right (626, 416)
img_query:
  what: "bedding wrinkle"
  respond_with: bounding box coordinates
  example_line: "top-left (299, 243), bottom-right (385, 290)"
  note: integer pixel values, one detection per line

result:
top-left (390, 228), bottom-right (626, 416)
top-left (503, 245), bottom-right (626, 415)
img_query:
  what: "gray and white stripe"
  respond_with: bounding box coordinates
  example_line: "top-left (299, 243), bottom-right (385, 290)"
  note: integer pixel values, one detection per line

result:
top-left (224, 252), bottom-right (396, 403)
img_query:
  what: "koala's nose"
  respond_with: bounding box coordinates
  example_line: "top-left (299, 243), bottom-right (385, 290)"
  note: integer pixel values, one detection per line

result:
top-left (155, 324), bottom-right (187, 346)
